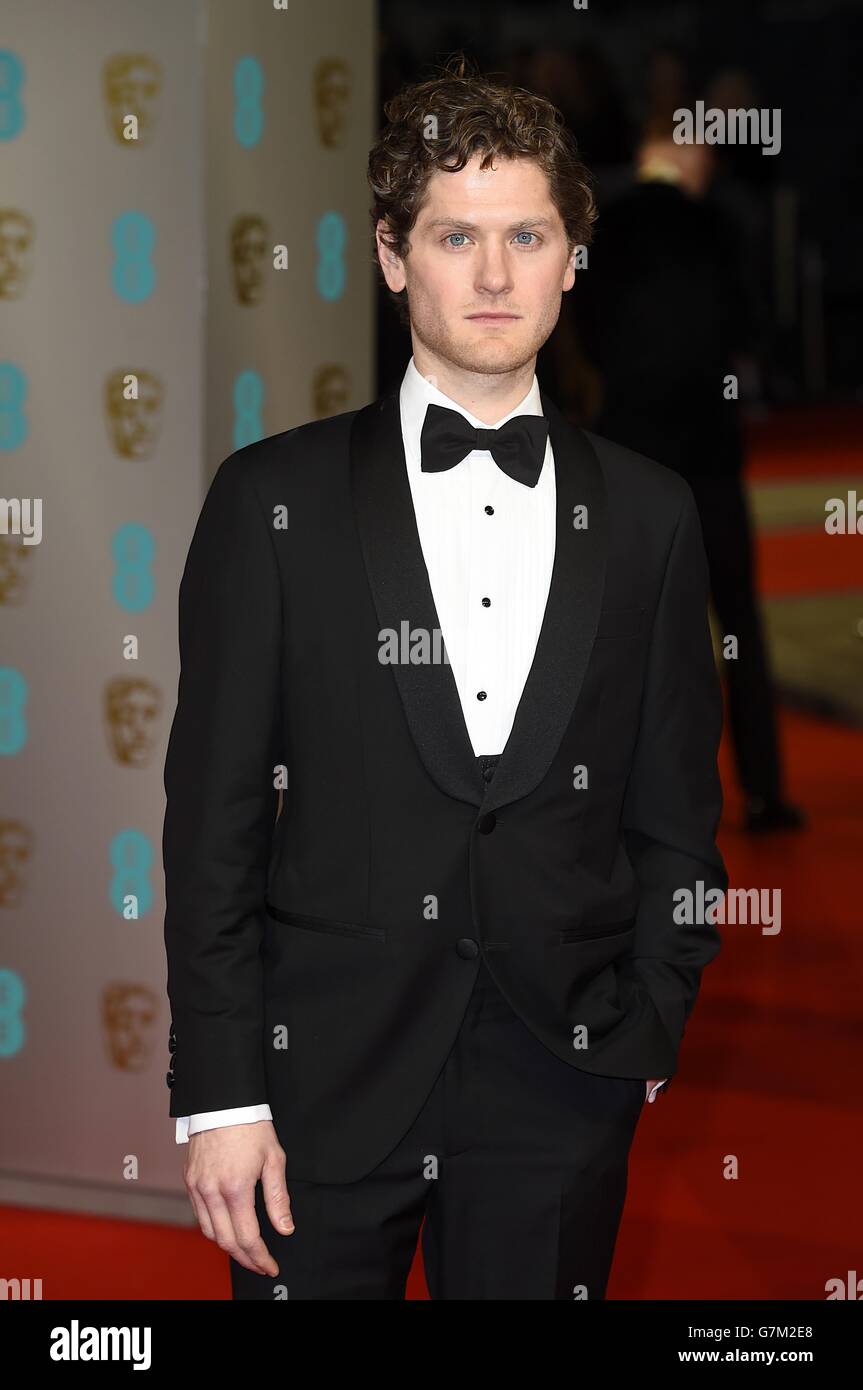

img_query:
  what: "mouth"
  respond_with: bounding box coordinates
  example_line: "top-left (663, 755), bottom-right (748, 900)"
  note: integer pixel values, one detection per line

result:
top-left (465, 313), bottom-right (520, 324)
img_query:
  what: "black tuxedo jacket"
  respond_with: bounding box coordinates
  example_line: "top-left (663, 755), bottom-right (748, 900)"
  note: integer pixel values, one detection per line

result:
top-left (163, 388), bottom-right (727, 1183)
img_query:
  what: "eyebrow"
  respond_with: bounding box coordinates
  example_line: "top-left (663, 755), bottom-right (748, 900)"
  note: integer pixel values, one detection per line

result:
top-left (423, 217), bottom-right (556, 233)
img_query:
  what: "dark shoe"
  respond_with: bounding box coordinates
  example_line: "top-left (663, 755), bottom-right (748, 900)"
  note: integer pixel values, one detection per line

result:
top-left (744, 798), bottom-right (807, 833)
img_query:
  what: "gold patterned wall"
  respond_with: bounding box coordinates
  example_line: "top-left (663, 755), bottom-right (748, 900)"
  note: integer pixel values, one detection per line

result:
top-left (0, 0), bottom-right (376, 1215)
top-left (205, 0), bottom-right (376, 474)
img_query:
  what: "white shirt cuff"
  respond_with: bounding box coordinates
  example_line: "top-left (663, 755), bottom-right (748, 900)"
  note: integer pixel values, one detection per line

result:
top-left (174, 1104), bottom-right (273, 1144)
top-left (647, 1078), bottom-right (668, 1103)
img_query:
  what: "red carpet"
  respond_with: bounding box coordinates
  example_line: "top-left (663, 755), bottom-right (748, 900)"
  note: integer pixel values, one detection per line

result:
top-left (746, 404), bottom-right (863, 481)
top-left (758, 529), bottom-right (862, 597)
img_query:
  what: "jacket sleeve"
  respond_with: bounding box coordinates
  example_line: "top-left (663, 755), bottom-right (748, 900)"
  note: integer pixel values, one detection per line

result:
top-left (163, 451), bottom-right (282, 1116)
top-left (618, 481), bottom-right (727, 1060)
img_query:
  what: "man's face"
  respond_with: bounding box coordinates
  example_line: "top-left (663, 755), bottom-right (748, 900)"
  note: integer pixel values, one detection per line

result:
top-left (377, 153), bottom-right (576, 376)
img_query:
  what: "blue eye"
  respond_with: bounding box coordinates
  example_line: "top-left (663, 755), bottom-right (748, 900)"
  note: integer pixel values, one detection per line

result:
top-left (442, 230), bottom-right (538, 248)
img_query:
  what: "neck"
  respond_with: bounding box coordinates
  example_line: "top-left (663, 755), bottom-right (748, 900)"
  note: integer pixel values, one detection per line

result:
top-left (410, 342), bottom-right (536, 424)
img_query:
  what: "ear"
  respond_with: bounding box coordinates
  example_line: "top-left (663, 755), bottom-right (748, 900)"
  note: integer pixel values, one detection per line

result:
top-left (375, 218), bottom-right (406, 292)
top-left (562, 242), bottom-right (578, 292)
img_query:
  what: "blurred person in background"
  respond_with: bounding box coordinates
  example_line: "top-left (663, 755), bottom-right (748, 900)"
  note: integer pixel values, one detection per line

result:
top-left (704, 66), bottom-right (778, 410)
top-left (574, 115), bottom-right (804, 832)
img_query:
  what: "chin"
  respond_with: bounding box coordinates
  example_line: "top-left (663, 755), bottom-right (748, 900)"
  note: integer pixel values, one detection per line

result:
top-left (454, 340), bottom-right (527, 374)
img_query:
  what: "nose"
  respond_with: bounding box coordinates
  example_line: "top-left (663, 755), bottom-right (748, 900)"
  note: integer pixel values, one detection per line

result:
top-left (474, 241), bottom-right (514, 297)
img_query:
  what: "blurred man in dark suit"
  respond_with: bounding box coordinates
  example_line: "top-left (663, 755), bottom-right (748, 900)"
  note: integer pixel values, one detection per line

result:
top-left (576, 117), bottom-right (803, 833)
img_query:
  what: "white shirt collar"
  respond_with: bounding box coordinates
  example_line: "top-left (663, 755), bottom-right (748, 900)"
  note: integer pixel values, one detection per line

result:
top-left (399, 356), bottom-right (544, 469)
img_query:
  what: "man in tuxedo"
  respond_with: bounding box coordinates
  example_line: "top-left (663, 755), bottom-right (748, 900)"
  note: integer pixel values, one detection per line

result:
top-left (163, 57), bottom-right (727, 1300)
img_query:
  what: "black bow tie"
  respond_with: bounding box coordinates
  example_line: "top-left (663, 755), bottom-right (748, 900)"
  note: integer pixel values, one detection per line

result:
top-left (419, 402), bottom-right (549, 488)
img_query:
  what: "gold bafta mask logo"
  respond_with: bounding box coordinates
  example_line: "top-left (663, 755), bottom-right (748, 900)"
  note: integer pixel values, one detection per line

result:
top-left (104, 677), bottom-right (162, 768)
top-left (102, 983), bottom-right (158, 1072)
top-left (0, 209), bottom-right (35, 300)
top-left (0, 819), bottom-right (34, 909)
top-left (103, 54), bottom-right (162, 145)
top-left (230, 215), bottom-right (270, 305)
top-left (314, 58), bottom-right (351, 149)
top-left (105, 370), bottom-right (164, 460)
top-left (0, 535), bottom-right (33, 606)
top-left (313, 364), bottom-right (351, 418)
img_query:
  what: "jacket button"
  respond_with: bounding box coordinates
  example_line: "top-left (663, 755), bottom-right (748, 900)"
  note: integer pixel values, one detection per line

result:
top-left (476, 812), bottom-right (496, 834)
top-left (456, 937), bottom-right (479, 959)
top-left (165, 1070), bottom-right (175, 1089)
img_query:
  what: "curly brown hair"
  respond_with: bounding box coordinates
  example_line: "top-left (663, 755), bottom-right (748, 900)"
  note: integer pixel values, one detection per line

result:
top-left (368, 52), bottom-right (597, 327)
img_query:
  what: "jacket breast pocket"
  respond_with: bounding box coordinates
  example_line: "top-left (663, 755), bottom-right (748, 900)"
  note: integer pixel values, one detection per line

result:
top-left (264, 901), bottom-right (387, 943)
top-left (595, 607), bottom-right (645, 640)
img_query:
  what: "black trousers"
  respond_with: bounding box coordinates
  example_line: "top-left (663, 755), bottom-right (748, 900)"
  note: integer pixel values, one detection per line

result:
top-left (230, 956), bottom-right (645, 1300)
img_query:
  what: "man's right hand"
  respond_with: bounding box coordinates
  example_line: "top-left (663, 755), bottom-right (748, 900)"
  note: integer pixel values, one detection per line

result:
top-left (183, 1120), bottom-right (293, 1276)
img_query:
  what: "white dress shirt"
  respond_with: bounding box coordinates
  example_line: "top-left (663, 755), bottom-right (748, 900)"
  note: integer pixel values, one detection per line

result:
top-left (175, 358), bottom-right (664, 1143)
